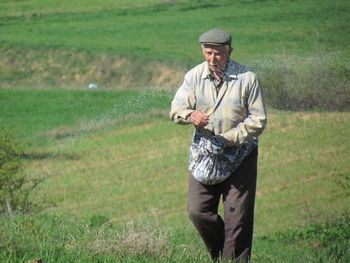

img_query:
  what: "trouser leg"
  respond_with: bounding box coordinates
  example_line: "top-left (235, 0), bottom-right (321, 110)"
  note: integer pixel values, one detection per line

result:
top-left (221, 147), bottom-right (258, 262)
top-left (188, 175), bottom-right (224, 261)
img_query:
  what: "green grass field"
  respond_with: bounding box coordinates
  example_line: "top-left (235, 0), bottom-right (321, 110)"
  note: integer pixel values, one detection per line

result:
top-left (1, 0), bottom-right (349, 62)
top-left (1, 89), bottom-right (349, 262)
top-left (1, 0), bottom-right (349, 109)
top-left (1, 0), bottom-right (349, 87)
top-left (1, 0), bottom-right (350, 262)
top-left (0, 88), bottom-right (170, 145)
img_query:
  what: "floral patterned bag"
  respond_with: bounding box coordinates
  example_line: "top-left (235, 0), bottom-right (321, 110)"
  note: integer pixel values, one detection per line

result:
top-left (189, 137), bottom-right (256, 185)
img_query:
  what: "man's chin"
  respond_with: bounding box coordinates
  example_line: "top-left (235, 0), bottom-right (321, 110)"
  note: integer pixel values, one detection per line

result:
top-left (210, 68), bottom-right (223, 75)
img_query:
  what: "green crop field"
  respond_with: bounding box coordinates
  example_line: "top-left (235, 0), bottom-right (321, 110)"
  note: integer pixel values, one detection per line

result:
top-left (1, 0), bottom-right (350, 262)
top-left (1, 0), bottom-right (349, 62)
top-left (1, 0), bottom-right (349, 109)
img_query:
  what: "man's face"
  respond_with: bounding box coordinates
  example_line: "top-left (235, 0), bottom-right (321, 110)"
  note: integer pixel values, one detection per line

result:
top-left (202, 44), bottom-right (232, 74)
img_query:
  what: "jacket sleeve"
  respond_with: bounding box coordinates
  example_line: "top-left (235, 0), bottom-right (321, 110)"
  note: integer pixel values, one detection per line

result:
top-left (221, 74), bottom-right (267, 145)
top-left (170, 71), bottom-right (196, 125)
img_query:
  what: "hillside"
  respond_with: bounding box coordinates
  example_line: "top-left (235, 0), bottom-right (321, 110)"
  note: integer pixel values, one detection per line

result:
top-left (1, 88), bottom-right (349, 262)
top-left (1, 0), bottom-right (350, 262)
top-left (1, 0), bottom-right (350, 111)
top-left (26, 109), bottom-right (350, 235)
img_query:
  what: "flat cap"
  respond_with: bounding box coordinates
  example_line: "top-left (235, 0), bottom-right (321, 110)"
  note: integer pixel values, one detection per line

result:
top-left (199, 28), bottom-right (232, 46)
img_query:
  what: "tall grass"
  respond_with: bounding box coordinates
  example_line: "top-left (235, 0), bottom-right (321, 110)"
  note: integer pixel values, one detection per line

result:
top-left (0, 213), bottom-right (208, 263)
top-left (256, 215), bottom-right (350, 263)
top-left (1, 213), bottom-right (348, 262)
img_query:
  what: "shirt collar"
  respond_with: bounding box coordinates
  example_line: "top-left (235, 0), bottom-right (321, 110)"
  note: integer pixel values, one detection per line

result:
top-left (201, 59), bottom-right (238, 80)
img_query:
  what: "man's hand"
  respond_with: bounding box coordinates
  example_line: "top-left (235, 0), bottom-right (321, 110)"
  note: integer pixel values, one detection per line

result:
top-left (190, 110), bottom-right (209, 127)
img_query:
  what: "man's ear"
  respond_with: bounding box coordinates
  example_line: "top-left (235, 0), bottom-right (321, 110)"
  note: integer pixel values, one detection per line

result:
top-left (229, 47), bottom-right (233, 56)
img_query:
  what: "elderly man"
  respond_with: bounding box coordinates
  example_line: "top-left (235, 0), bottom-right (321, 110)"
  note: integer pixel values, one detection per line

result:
top-left (170, 29), bottom-right (267, 262)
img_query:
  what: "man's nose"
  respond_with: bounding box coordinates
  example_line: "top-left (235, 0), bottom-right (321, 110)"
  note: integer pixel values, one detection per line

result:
top-left (209, 54), bottom-right (216, 63)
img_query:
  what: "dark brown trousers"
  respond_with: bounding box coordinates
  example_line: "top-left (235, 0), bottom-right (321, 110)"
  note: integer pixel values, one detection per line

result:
top-left (188, 147), bottom-right (258, 262)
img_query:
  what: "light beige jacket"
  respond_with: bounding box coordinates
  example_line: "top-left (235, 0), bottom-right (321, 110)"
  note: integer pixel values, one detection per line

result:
top-left (170, 60), bottom-right (267, 146)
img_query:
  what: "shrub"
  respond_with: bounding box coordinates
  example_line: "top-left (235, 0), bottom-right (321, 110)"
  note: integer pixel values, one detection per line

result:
top-left (0, 123), bottom-right (24, 214)
top-left (0, 123), bottom-right (45, 215)
top-left (260, 62), bottom-right (350, 111)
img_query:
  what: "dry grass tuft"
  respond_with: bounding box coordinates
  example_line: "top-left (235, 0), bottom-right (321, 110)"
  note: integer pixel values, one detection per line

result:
top-left (89, 221), bottom-right (172, 259)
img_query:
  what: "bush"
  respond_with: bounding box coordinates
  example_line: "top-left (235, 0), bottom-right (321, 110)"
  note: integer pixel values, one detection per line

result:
top-left (0, 123), bottom-right (23, 214)
top-left (260, 63), bottom-right (350, 111)
top-left (0, 123), bottom-right (43, 215)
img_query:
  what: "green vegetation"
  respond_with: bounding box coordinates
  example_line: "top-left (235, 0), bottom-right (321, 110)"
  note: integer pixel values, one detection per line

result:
top-left (0, 122), bottom-right (47, 216)
top-left (1, 213), bottom-right (349, 262)
top-left (0, 123), bottom-right (24, 214)
top-left (1, 0), bottom-right (349, 61)
top-left (0, 0), bottom-right (162, 17)
top-left (0, 88), bottom-right (349, 261)
top-left (0, 88), bottom-right (170, 145)
top-left (1, 0), bottom-right (350, 261)
top-left (254, 216), bottom-right (350, 263)
top-left (1, 0), bottom-right (350, 110)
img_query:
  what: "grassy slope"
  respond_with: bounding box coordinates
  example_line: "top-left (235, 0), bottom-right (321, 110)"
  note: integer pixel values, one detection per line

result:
top-left (2, 88), bottom-right (348, 236)
top-left (1, 0), bottom-right (349, 111)
top-left (0, 89), bottom-right (170, 144)
top-left (34, 111), bottom-right (349, 235)
top-left (13, 103), bottom-right (350, 263)
top-left (1, 0), bottom-right (349, 64)
top-left (257, 112), bottom-right (350, 234)
top-left (0, 0), bottom-right (173, 17)
top-left (1, 0), bottom-right (350, 261)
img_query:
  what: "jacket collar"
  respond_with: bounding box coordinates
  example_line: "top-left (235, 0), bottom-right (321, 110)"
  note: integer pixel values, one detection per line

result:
top-left (201, 59), bottom-right (238, 80)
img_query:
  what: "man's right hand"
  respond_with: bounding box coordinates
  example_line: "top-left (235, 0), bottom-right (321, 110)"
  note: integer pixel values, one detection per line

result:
top-left (190, 110), bottom-right (209, 127)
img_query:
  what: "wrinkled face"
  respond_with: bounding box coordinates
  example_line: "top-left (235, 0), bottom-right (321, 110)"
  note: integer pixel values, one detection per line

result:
top-left (202, 44), bottom-right (232, 74)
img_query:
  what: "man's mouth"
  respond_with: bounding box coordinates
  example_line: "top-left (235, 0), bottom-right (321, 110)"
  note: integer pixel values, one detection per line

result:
top-left (209, 64), bottom-right (224, 72)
